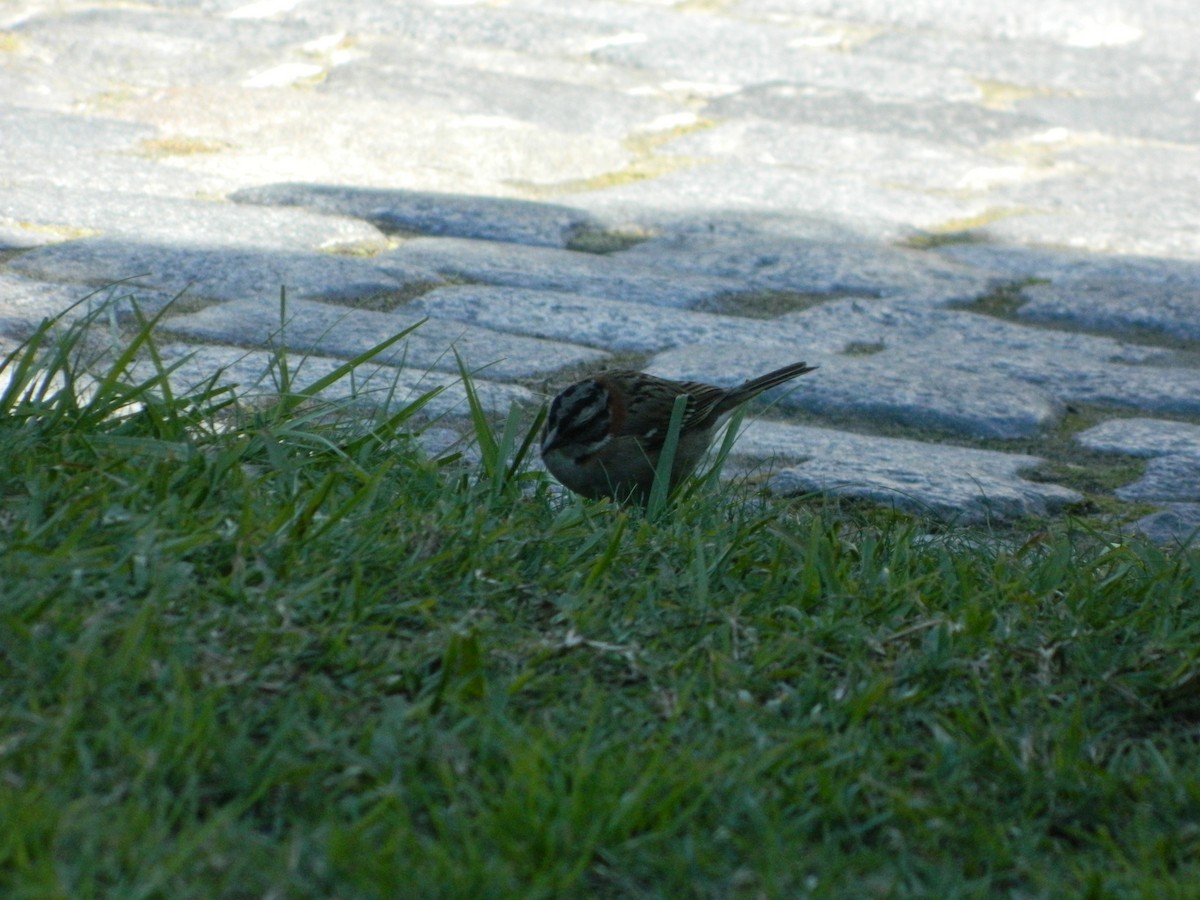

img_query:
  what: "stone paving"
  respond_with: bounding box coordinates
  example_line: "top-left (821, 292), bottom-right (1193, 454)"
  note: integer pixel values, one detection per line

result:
top-left (2, 0), bottom-right (1199, 538)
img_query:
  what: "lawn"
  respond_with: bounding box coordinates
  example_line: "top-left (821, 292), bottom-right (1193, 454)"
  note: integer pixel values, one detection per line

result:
top-left (2, 303), bottom-right (1199, 898)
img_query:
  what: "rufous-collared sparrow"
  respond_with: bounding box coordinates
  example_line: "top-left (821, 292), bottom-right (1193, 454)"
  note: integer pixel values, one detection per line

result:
top-left (541, 361), bottom-right (815, 502)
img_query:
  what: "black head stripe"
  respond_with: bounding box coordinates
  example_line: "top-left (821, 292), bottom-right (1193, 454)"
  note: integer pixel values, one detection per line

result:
top-left (544, 381), bottom-right (611, 453)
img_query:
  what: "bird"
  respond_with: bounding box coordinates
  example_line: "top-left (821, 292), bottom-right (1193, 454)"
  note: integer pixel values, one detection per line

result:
top-left (541, 361), bottom-right (816, 503)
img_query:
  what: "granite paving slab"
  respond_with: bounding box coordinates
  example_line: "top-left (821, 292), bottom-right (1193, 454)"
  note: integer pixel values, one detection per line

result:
top-left (649, 344), bottom-right (1058, 440)
top-left (648, 297), bottom-right (1200, 436)
top-left (231, 184), bottom-right (598, 248)
top-left (319, 39), bottom-right (679, 138)
top-left (383, 237), bottom-right (742, 308)
top-left (565, 160), bottom-right (991, 240)
top-left (1076, 418), bottom-right (1200, 458)
top-left (132, 341), bottom-right (534, 419)
top-left (612, 232), bottom-right (991, 302)
top-left (1074, 417), bottom-right (1200, 509)
top-left (89, 86), bottom-right (633, 197)
top-left (0, 105), bottom-right (205, 197)
top-left (0, 274), bottom-right (178, 336)
top-left (407, 284), bottom-right (793, 354)
top-left (1129, 505), bottom-right (1200, 547)
top-left (1019, 280), bottom-right (1200, 343)
top-left (160, 296), bottom-right (608, 380)
top-left (706, 83), bottom-right (1049, 148)
top-left (734, 419), bottom-right (1080, 523)
top-left (9, 238), bottom-right (434, 305)
top-left (3, 184), bottom-right (388, 251)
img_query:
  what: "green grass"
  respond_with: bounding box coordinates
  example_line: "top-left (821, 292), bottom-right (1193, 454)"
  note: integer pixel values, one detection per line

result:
top-left (2, 302), bottom-right (1200, 898)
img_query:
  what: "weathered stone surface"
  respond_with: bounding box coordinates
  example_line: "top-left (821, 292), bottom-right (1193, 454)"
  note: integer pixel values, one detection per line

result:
top-left (407, 285), bottom-right (782, 353)
top-left (587, 11), bottom-right (980, 101)
top-left (1076, 418), bottom-right (1200, 505)
top-left (0, 223), bottom-right (66, 252)
top-left (1019, 280), bottom-right (1200, 342)
top-left (231, 184), bottom-right (597, 248)
top-left (1114, 456), bottom-right (1200, 503)
top-left (1076, 418), bottom-right (1200, 458)
top-left (159, 296), bottom-right (608, 380)
top-left (1019, 94), bottom-right (1200, 145)
top-left (648, 298), bottom-right (1200, 437)
top-left (1129, 504), bottom-right (1200, 547)
top-left (938, 243), bottom-right (1200, 291)
top-left (10, 238), bottom-right (433, 304)
top-left (773, 300), bottom-right (1200, 418)
top-left (0, 105), bottom-right (201, 197)
top-left (741, 0), bottom-right (1193, 51)
top-left (132, 342), bottom-right (534, 418)
top-left (732, 419), bottom-right (1080, 523)
top-left (648, 344), bottom-right (1059, 440)
top-left (296, 0), bottom-right (621, 55)
top-left (383, 237), bottom-right (741, 308)
top-left (0, 274), bottom-right (178, 336)
top-left (980, 160), bottom-right (1200, 259)
top-left (2, 184), bottom-right (388, 251)
top-left (706, 83), bottom-right (1048, 147)
top-left (664, 118), bottom-right (1035, 198)
top-left (567, 161), bottom-right (986, 241)
top-left (320, 42), bottom-right (677, 137)
top-left (860, 28), bottom-right (1198, 97)
top-left (613, 232), bottom-right (990, 302)
top-left (99, 84), bottom-right (632, 196)
top-left (10, 5), bottom-right (312, 90)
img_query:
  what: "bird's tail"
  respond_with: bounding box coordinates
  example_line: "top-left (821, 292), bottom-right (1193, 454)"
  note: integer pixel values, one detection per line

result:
top-left (730, 361), bottom-right (817, 403)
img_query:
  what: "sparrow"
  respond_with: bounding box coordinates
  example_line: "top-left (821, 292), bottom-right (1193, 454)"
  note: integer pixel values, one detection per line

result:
top-left (541, 361), bottom-right (815, 502)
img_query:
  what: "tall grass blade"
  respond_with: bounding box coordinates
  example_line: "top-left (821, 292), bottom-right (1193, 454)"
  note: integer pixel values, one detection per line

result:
top-left (646, 393), bottom-right (688, 517)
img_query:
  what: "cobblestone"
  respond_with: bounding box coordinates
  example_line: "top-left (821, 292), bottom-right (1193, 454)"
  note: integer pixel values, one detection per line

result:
top-left (2, 0), bottom-right (1198, 535)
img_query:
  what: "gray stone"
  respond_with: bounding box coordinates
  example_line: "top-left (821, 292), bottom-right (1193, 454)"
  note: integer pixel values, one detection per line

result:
top-left (1019, 280), bottom-right (1200, 342)
top-left (0, 274), bottom-right (178, 337)
top-left (132, 342), bottom-right (534, 419)
top-left (649, 297), bottom-right (1200, 437)
top-left (772, 299), bottom-right (1200, 419)
top-left (407, 284), bottom-right (782, 353)
top-left (101, 85), bottom-right (631, 196)
top-left (296, 1), bottom-right (622, 56)
top-left (860, 28), bottom-right (1199, 99)
top-left (320, 41), bottom-right (677, 137)
top-left (664, 118), bottom-right (1024, 198)
top-left (566, 160), bottom-right (991, 240)
top-left (383, 237), bottom-right (741, 308)
top-left (1, 184), bottom-right (389, 251)
top-left (10, 238), bottom-right (433, 305)
top-left (0, 223), bottom-right (65, 252)
top-left (587, 10), bottom-right (979, 102)
top-left (1018, 94), bottom-right (1200, 145)
top-left (739, 0), bottom-right (1196, 51)
top-left (231, 184), bottom-right (597, 248)
top-left (613, 232), bottom-right (990, 302)
top-left (1075, 416), bottom-right (1200, 507)
top-left (159, 295), bottom-right (608, 380)
top-left (1129, 504), bottom-right (1200, 547)
top-left (1075, 417), bottom-right (1200, 457)
top-left (10, 5), bottom-right (312, 88)
top-left (937, 243), bottom-right (1200, 290)
top-left (647, 344), bottom-right (1059, 440)
top-left (1114, 456), bottom-right (1200, 503)
top-left (919, 139), bottom-right (1200, 260)
top-left (730, 419), bottom-right (1080, 523)
top-left (706, 83), bottom-right (1049, 148)
top-left (0, 106), bottom-right (203, 197)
